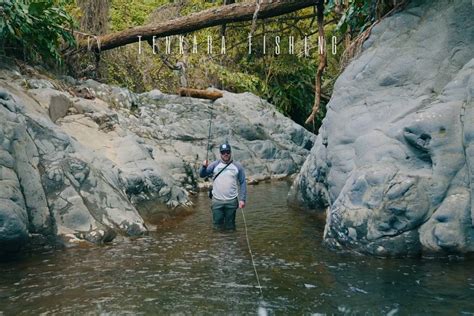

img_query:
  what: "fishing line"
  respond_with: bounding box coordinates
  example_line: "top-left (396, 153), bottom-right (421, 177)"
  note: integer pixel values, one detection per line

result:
top-left (241, 208), bottom-right (263, 298)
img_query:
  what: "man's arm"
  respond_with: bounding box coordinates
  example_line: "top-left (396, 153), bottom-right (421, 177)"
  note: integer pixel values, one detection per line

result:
top-left (199, 160), bottom-right (218, 178)
top-left (236, 162), bottom-right (247, 208)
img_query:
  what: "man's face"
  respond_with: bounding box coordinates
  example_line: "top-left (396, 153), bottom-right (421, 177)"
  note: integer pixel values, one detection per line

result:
top-left (220, 150), bottom-right (231, 162)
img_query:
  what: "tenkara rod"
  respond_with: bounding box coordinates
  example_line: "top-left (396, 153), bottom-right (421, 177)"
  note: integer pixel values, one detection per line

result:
top-left (205, 102), bottom-right (213, 163)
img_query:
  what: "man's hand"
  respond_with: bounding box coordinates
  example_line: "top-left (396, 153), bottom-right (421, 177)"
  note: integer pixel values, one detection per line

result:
top-left (239, 201), bottom-right (245, 209)
top-left (202, 160), bottom-right (209, 167)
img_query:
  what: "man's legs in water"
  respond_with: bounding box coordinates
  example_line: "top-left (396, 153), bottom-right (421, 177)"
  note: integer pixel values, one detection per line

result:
top-left (211, 198), bottom-right (238, 230)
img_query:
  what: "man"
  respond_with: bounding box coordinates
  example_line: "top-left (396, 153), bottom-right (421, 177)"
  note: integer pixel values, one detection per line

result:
top-left (200, 143), bottom-right (247, 231)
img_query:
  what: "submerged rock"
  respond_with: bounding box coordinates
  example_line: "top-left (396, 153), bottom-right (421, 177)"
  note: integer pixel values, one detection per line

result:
top-left (290, 0), bottom-right (474, 256)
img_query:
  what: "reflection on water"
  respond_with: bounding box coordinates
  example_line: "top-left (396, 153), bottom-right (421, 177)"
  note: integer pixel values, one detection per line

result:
top-left (0, 181), bottom-right (473, 314)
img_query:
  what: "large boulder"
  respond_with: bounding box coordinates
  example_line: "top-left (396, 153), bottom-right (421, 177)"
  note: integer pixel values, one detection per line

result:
top-left (0, 92), bottom-right (30, 252)
top-left (0, 86), bottom-right (147, 250)
top-left (290, 0), bottom-right (474, 256)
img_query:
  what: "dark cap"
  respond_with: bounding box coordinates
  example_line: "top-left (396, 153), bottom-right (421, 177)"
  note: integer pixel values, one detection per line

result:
top-left (219, 143), bottom-right (231, 152)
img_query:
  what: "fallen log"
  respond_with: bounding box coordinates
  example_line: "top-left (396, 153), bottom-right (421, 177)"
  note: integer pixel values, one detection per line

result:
top-left (78, 0), bottom-right (320, 52)
top-left (178, 88), bottom-right (223, 101)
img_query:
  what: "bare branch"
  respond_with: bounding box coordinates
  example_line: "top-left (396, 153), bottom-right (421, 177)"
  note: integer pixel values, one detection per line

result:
top-left (305, 1), bottom-right (326, 126)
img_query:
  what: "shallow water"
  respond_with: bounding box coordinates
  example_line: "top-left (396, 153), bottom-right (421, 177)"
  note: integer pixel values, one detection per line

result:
top-left (0, 181), bottom-right (473, 314)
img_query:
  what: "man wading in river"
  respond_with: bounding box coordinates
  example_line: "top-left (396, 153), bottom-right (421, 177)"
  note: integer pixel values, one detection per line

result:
top-left (200, 143), bottom-right (247, 231)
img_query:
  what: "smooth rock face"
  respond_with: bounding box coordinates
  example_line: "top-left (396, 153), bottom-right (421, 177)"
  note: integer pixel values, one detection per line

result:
top-left (0, 64), bottom-right (313, 249)
top-left (290, 0), bottom-right (474, 256)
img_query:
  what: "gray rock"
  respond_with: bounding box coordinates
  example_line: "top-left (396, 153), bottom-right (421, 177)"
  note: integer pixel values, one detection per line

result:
top-left (142, 89), bottom-right (165, 100)
top-left (27, 79), bottom-right (55, 89)
top-left (59, 75), bottom-right (77, 86)
top-left (0, 86), bottom-right (148, 249)
top-left (0, 97), bottom-right (33, 252)
top-left (12, 125), bottom-right (52, 235)
top-left (72, 97), bottom-right (110, 114)
top-left (78, 79), bottom-right (139, 109)
top-left (49, 94), bottom-right (73, 122)
top-left (291, 0), bottom-right (474, 256)
top-left (0, 90), bottom-right (18, 113)
top-left (28, 88), bottom-right (72, 121)
top-left (0, 199), bottom-right (29, 253)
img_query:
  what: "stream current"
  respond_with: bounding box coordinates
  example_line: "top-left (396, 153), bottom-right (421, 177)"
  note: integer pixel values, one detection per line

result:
top-left (0, 181), bottom-right (473, 314)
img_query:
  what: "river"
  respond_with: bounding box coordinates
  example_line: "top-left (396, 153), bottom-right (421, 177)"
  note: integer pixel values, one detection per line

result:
top-left (0, 181), bottom-right (473, 314)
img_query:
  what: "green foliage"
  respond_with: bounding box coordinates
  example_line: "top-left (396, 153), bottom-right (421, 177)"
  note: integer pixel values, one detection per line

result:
top-left (110, 0), bottom-right (206, 31)
top-left (327, 0), bottom-right (395, 37)
top-left (0, 0), bottom-right (76, 64)
top-left (103, 45), bottom-right (178, 92)
top-left (264, 55), bottom-right (317, 127)
top-left (110, 0), bottom-right (161, 31)
top-left (203, 6), bottom-right (342, 128)
top-left (208, 63), bottom-right (262, 94)
top-left (342, 2), bottom-right (372, 34)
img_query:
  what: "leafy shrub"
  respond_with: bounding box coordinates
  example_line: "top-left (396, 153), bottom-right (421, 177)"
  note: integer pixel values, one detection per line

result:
top-left (327, 0), bottom-right (397, 37)
top-left (0, 0), bottom-right (76, 64)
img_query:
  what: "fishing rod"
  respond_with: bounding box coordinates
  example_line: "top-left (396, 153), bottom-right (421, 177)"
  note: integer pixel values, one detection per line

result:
top-left (205, 102), bottom-right (213, 164)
